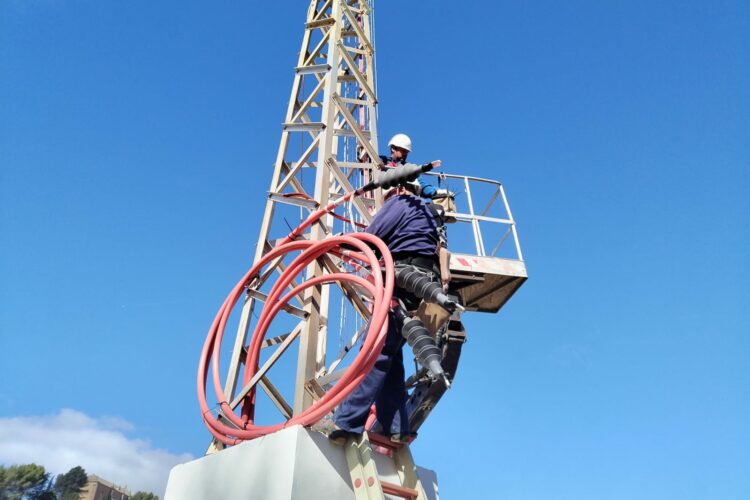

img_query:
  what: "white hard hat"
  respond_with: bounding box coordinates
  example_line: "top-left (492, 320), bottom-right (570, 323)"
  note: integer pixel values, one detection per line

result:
top-left (388, 133), bottom-right (412, 152)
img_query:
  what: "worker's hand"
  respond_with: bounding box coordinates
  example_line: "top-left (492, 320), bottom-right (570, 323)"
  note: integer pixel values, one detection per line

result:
top-left (430, 160), bottom-right (442, 168)
top-left (441, 272), bottom-right (451, 292)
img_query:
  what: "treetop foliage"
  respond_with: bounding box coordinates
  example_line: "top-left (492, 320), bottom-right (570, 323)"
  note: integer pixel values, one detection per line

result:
top-left (1, 463), bottom-right (159, 500)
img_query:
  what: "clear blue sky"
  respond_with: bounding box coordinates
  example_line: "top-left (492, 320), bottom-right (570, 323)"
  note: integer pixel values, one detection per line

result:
top-left (1, 1), bottom-right (748, 498)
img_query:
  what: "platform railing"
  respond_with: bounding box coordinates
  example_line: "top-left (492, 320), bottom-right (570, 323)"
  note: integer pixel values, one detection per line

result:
top-left (422, 172), bottom-right (524, 262)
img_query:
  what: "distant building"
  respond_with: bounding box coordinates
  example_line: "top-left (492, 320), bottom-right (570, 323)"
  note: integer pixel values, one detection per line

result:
top-left (79, 475), bottom-right (131, 500)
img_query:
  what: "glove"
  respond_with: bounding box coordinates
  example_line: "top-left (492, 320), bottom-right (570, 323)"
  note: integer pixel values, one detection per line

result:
top-left (432, 188), bottom-right (454, 199)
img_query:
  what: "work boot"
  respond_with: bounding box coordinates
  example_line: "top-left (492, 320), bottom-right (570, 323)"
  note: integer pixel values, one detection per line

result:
top-left (310, 417), bottom-right (360, 445)
top-left (389, 432), bottom-right (417, 444)
top-left (328, 427), bottom-right (360, 446)
top-left (310, 415), bottom-right (337, 435)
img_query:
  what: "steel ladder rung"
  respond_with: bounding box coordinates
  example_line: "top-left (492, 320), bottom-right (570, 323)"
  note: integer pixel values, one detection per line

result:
top-left (344, 431), bottom-right (427, 500)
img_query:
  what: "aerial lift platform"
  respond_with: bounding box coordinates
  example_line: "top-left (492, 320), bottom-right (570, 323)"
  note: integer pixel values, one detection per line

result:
top-left (166, 1), bottom-right (526, 498)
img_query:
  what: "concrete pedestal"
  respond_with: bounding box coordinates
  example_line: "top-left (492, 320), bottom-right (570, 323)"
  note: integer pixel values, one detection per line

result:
top-left (165, 425), bottom-right (438, 499)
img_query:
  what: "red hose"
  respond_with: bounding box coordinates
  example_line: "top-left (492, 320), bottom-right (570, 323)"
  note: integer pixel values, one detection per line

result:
top-left (197, 192), bottom-right (395, 445)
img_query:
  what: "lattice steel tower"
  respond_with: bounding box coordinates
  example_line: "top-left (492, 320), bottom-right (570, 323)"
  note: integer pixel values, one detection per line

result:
top-left (219, 0), bottom-right (384, 431)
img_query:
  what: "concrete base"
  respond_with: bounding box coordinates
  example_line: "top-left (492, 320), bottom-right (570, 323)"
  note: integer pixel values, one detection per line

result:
top-left (165, 426), bottom-right (438, 500)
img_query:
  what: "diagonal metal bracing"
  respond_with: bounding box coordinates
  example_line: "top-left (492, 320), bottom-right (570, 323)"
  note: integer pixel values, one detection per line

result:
top-left (229, 322), bottom-right (305, 410)
top-left (326, 158), bottom-right (372, 224)
top-left (259, 376), bottom-right (293, 419)
top-left (338, 42), bottom-right (376, 102)
top-left (278, 161), bottom-right (310, 195)
top-left (341, 2), bottom-right (374, 54)
top-left (332, 93), bottom-right (379, 162)
top-left (311, 0), bottom-right (333, 22)
top-left (246, 241), bottom-right (306, 307)
top-left (231, 344), bottom-right (295, 420)
top-left (274, 136), bottom-right (320, 192)
top-left (303, 29), bottom-right (333, 68)
top-left (480, 186), bottom-right (502, 217)
top-left (261, 333), bottom-right (291, 349)
top-left (491, 226), bottom-right (514, 257)
top-left (289, 76), bottom-right (327, 125)
top-left (222, 294), bottom-right (257, 406)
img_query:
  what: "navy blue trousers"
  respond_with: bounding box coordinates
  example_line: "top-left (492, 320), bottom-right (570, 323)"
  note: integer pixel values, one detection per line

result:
top-left (333, 309), bottom-right (410, 435)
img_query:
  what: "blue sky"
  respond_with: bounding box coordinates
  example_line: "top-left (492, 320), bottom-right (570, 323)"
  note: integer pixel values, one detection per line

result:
top-left (1, 0), bottom-right (748, 498)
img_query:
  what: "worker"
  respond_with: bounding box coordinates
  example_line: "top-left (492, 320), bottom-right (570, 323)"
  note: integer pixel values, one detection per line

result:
top-left (379, 133), bottom-right (441, 199)
top-left (328, 179), bottom-right (450, 445)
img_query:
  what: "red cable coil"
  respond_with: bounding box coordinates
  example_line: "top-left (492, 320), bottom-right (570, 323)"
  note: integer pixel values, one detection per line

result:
top-left (197, 195), bottom-right (394, 445)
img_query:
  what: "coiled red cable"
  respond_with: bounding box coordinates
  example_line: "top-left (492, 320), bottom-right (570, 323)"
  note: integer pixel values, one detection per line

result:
top-left (197, 192), bottom-right (395, 445)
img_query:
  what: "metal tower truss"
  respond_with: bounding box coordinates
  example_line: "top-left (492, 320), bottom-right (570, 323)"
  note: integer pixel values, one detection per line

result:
top-left (213, 0), bottom-right (383, 448)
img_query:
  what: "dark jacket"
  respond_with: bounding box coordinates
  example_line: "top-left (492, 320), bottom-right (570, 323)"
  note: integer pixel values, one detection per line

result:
top-left (365, 194), bottom-right (440, 257)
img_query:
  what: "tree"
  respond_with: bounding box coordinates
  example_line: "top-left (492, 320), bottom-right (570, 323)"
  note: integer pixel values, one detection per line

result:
top-left (131, 493), bottom-right (159, 500)
top-left (31, 492), bottom-right (56, 500)
top-left (28, 473), bottom-right (56, 500)
top-left (53, 466), bottom-right (87, 500)
top-left (0, 464), bottom-right (50, 500)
